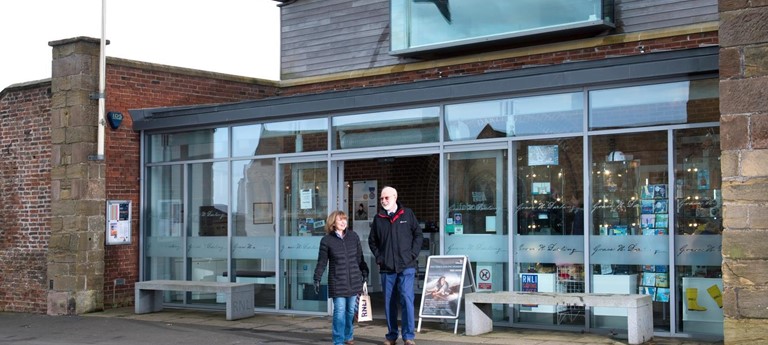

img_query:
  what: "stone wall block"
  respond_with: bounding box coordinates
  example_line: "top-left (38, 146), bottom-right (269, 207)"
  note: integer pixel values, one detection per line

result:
top-left (719, 0), bottom-right (749, 12)
top-left (724, 318), bottom-right (768, 344)
top-left (719, 47), bottom-right (742, 79)
top-left (723, 204), bottom-right (748, 228)
top-left (65, 90), bottom-right (93, 108)
top-left (741, 150), bottom-right (768, 177)
top-left (75, 290), bottom-right (102, 314)
top-left (68, 105), bottom-right (97, 127)
top-left (719, 7), bottom-right (768, 48)
top-left (46, 291), bottom-right (75, 316)
top-left (62, 215), bottom-right (87, 232)
top-left (53, 275), bottom-right (77, 292)
top-left (723, 259), bottom-right (768, 286)
top-left (50, 92), bottom-right (66, 109)
top-left (745, 44), bottom-right (768, 77)
top-left (66, 126), bottom-right (97, 144)
top-left (734, 287), bottom-right (768, 318)
top-left (720, 114), bottom-right (749, 150)
top-left (750, 205), bottom-right (768, 229)
top-left (723, 285), bottom-right (739, 318)
top-left (86, 179), bottom-right (105, 199)
top-left (722, 230), bottom-right (768, 259)
top-left (88, 164), bottom-right (105, 180)
top-left (51, 58), bottom-right (79, 79)
top-left (50, 201), bottom-right (76, 217)
top-left (721, 78), bottom-right (768, 115)
top-left (77, 200), bottom-right (105, 217)
top-left (51, 127), bottom-right (66, 146)
top-left (65, 164), bottom-right (88, 180)
top-left (50, 216), bottom-right (63, 233)
top-left (70, 142), bottom-right (95, 164)
top-left (722, 177), bottom-right (768, 202)
top-left (720, 151), bottom-right (740, 178)
top-left (752, 113), bottom-right (768, 149)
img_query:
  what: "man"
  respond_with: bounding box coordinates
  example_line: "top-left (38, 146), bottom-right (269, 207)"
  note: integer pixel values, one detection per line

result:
top-left (368, 186), bottom-right (423, 345)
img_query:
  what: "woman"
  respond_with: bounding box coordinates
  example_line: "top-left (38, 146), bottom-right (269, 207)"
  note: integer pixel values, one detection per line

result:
top-left (428, 276), bottom-right (450, 300)
top-left (314, 210), bottom-right (369, 345)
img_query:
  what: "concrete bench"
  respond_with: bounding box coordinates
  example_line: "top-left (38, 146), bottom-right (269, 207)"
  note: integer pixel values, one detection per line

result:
top-left (135, 280), bottom-right (255, 321)
top-left (464, 291), bottom-right (653, 344)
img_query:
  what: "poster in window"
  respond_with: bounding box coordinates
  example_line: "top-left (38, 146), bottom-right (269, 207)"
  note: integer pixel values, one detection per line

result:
top-left (253, 202), bottom-right (273, 224)
top-left (697, 170), bottom-right (710, 190)
top-left (527, 145), bottom-right (559, 166)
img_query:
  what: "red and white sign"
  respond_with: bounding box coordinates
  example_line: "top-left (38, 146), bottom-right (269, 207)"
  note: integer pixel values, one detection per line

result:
top-left (476, 265), bottom-right (493, 291)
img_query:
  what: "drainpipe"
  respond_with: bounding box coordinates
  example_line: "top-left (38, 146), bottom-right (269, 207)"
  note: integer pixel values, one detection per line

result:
top-left (94, 0), bottom-right (107, 160)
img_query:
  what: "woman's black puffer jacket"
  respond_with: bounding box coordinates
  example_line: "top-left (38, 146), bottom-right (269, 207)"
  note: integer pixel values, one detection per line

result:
top-left (313, 229), bottom-right (369, 298)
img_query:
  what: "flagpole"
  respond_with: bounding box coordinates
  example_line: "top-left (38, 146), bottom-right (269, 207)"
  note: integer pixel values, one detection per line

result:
top-left (96, 0), bottom-right (107, 160)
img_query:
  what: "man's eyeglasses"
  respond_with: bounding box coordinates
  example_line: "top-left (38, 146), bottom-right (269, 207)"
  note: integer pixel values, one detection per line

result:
top-left (380, 196), bottom-right (393, 201)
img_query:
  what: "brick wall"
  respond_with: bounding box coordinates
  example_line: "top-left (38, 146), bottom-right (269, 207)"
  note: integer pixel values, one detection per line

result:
top-left (718, 1), bottom-right (768, 344)
top-left (0, 83), bottom-right (52, 312)
top-left (102, 60), bottom-right (280, 308)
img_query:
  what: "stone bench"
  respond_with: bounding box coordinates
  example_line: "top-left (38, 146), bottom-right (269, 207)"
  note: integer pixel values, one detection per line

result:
top-left (464, 291), bottom-right (653, 344)
top-left (135, 280), bottom-right (255, 321)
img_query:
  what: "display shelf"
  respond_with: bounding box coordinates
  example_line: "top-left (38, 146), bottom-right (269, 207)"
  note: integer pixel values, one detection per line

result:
top-left (517, 164), bottom-right (567, 235)
top-left (591, 160), bottom-right (641, 236)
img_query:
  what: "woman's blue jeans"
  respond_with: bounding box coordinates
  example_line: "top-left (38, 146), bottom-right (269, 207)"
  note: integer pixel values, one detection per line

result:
top-left (332, 295), bottom-right (358, 345)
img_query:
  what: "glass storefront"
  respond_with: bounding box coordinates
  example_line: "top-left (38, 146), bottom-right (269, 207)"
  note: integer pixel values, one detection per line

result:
top-left (141, 77), bottom-right (721, 336)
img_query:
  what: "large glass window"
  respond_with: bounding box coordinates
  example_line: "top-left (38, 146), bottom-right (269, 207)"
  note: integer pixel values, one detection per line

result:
top-left (230, 158), bottom-right (277, 309)
top-left (391, 0), bottom-right (613, 54)
top-left (147, 128), bottom-right (228, 163)
top-left (232, 118), bottom-right (328, 156)
top-left (514, 138), bottom-right (585, 326)
top-left (279, 161), bottom-right (328, 312)
top-left (589, 132), bottom-right (670, 332)
top-left (187, 161), bottom-right (229, 304)
top-left (445, 92), bottom-right (583, 141)
top-left (674, 128), bottom-right (722, 336)
top-left (445, 150), bottom-right (508, 320)
top-left (332, 107), bottom-right (439, 149)
top-left (144, 165), bottom-right (184, 286)
top-left (589, 80), bottom-right (720, 130)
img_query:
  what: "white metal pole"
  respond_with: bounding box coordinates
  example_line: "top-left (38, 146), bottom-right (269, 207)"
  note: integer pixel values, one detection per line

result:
top-left (96, 0), bottom-right (107, 160)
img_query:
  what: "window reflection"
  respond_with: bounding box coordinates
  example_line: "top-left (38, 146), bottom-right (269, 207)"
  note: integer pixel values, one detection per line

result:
top-left (232, 118), bottom-right (328, 156)
top-left (514, 138), bottom-right (585, 326)
top-left (674, 128), bottom-right (722, 336)
top-left (147, 128), bottom-right (228, 162)
top-left (392, 0), bottom-right (612, 52)
top-left (445, 93), bottom-right (582, 141)
top-left (589, 132), bottom-right (670, 332)
top-left (589, 79), bottom-right (719, 130)
top-left (333, 107), bottom-right (439, 149)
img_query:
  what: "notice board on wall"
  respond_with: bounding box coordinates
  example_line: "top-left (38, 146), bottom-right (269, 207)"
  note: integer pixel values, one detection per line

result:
top-left (106, 200), bottom-right (131, 245)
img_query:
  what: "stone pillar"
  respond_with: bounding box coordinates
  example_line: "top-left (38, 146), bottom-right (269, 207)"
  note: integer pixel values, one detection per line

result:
top-left (719, 2), bottom-right (768, 343)
top-left (47, 37), bottom-right (106, 315)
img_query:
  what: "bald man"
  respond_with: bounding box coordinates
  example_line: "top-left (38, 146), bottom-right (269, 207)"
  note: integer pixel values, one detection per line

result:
top-left (368, 186), bottom-right (423, 345)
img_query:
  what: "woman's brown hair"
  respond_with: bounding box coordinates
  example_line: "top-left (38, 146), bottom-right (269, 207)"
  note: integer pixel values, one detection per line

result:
top-left (325, 210), bottom-right (348, 235)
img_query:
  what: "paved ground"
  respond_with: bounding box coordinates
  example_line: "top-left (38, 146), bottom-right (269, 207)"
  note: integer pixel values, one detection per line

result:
top-left (0, 307), bottom-right (723, 345)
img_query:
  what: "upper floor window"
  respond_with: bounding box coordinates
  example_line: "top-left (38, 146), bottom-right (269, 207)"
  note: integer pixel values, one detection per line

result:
top-left (391, 0), bottom-right (614, 55)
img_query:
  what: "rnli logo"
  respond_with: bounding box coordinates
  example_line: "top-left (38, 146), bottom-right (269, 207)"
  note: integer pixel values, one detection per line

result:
top-left (359, 299), bottom-right (369, 317)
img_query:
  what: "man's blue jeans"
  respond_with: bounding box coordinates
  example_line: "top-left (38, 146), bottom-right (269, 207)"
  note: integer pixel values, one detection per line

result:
top-left (381, 267), bottom-right (416, 341)
top-left (332, 295), bottom-right (358, 345)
